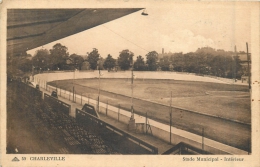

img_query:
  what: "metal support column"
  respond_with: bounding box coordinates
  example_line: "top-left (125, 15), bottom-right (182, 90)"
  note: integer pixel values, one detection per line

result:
top-left (118, 104), bottom-right (120, 122)
top-left (170, 91), bottom-right (172, 144)
top-left (202, 128), bottom-right (204, 150)
top-left (106, 100), bottom-right (108, 116)
top-left (246, 42), bottom-right (251, 90)
top-left (73, 86), bottom-right (75, 102)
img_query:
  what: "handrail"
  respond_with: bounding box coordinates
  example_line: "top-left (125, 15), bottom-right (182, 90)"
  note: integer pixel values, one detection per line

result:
top-left (44, 93), bottom-right (71, 115)
top-left (76, 108), bottom-right (158, 154)
top-left (18, 81), bottom-right (43, 98)
top-left (162, 142), bottom-right (212, 155)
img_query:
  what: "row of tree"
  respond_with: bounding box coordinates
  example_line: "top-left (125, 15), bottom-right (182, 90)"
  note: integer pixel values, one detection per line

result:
top-left (10, 43), bottom-right (245, 79)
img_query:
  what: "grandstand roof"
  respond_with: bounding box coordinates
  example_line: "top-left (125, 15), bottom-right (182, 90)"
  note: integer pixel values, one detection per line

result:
top-left (7, 8), bottom-right (143, 56)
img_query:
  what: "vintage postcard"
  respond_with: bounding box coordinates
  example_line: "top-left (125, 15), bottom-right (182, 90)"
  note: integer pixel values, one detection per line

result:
top-left (1, 0), bottom-right (259, 167)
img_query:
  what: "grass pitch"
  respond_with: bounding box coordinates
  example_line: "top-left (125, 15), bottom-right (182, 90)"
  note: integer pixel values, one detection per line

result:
top-left (51, 78), bottom-right (250, 123)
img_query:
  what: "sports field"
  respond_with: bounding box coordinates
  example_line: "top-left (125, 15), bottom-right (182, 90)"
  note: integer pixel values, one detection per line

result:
top-left (49, 78), bottom-right (251, 151)
top-left (51, 78), bottom-right (250, 123)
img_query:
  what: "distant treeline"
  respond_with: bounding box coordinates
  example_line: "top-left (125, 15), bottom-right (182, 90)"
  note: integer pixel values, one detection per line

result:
top-left (8, 43), bottom-right (246, 79)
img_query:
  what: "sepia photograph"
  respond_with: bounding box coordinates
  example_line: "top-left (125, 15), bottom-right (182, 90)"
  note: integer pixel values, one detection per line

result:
top-left (1, 0), bottom-right (259, 167)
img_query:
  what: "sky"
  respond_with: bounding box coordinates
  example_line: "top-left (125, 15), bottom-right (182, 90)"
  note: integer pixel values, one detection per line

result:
top-left (27, 2), bottom-right (252, 59)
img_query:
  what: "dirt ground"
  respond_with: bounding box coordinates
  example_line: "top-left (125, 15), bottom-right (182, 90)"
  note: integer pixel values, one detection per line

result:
top-left (49, 79), bottom-right (251, 151)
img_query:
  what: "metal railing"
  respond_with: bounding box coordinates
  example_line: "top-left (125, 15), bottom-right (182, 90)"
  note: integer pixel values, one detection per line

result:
top-left (162, 142), bottom-right (212, 155)
top-left (76, 108), bottom-right (158, 154)
top-left (44, 93), bottom-right (71, 115)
